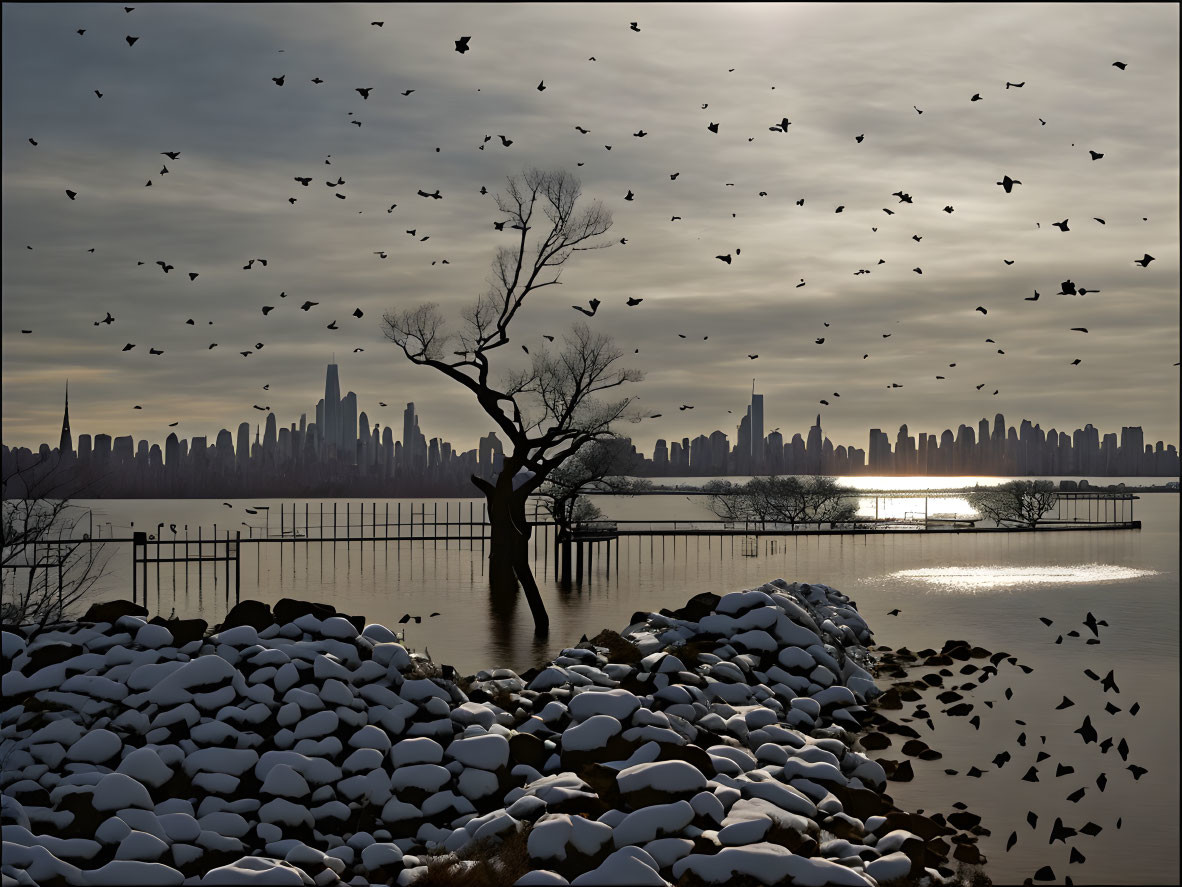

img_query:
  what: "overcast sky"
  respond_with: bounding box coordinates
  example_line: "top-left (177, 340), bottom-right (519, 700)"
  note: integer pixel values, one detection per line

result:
top-left (3, 2), bottom-right (1179, 459)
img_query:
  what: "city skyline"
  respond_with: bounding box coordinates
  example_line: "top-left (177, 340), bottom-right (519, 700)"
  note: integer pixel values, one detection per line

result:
top-left (7, 365), bottom-right (1175, 499)
top-left (2, 4), bottom-right (1179, 456)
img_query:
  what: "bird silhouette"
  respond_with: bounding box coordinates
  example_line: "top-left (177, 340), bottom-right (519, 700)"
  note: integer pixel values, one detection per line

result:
top-left (1005, 81), bottom-right (1025, 89)
top-left (355, 87), bottom-right (372, 99)
top-left (624, 190), bottom-right (634, 201)
top-left (498, 135), bottom-right (513, 147)
top-left (1050, 818), bottom-right (1077, 844)
top-left (855, 134), bottom-right (864, 143)
top-left (455, 36), bottom-right (471, 53)
top-left (707, 122), bottom-right (719, 133)
top-left (1025, 290), bottom-right (1040, 301)
top-left (626, 297), bottom-right (643, 306)
top-left (1089, 150), bottom-right (1104, 160)
top-left (815, 338), bottom-right (825, 345)
top-left (311, 77), bottom-right (323, 84)
top-left (1134, 254), bottom-right (1155, 267)
top-left (272, 75), bottom-right (285, 86)
top-left (1070, 327), bottom-right (1088, 333)
top-left (997, 176), bottom-right (1022, 193)
top-left (976, 306), bottom-right (988, 314)
top-left (716, 254), bottom-right (732, 264)
top-left (326, 320), bottom-right (338, 330)
top-left (747, 354), bottom-right (758, 359)
top-left (887, 608), bottom-right (902, 616)
top-left (300, 301), bottom-right (318, 311)
top-left (572, 298), bottom-right (600, 317)
top-left (417, 189), bottom-right (442, 199)
top-left (149, 348), bottom-right (163, 355)
top-left (126, 35), bottom-right (138, 46)
top-left (1052, 219), bottom-right (1070, 231)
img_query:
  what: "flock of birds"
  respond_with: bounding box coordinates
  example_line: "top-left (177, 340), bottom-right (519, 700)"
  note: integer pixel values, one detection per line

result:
top-left (883, 606), bottom-right (1150, 884)
top-left (14, 9), bottom-right (1170, 437)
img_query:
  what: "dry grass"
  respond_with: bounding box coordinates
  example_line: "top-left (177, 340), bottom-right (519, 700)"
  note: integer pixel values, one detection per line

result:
top-left (413, 827), bottom-right (532, 886)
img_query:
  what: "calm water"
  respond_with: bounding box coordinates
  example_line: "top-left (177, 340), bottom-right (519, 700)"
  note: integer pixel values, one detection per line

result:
top-left (68, 479), bottom-right (1178, 885)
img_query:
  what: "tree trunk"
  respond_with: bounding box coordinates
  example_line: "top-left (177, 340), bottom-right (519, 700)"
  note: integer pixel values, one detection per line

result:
top-left (476, 474), bottom-right (550, 634)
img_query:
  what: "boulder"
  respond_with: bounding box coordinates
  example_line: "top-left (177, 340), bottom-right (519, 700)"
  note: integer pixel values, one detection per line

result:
top-left (273, 598), bottom-right (335, 625)
top-left (82, 599), bottom-right (148, 623)
top-left (219, 600), bottom-right (273, 632)
top-left (150, 617), bottom-right (208, 645)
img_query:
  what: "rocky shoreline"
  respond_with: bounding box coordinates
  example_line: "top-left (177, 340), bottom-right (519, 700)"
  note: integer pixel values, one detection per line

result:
top-left (2, 583), bottom-right (989, 886)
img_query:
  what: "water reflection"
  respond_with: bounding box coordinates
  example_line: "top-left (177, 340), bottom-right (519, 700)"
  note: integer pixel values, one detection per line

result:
top-left (890, 564), bottom-right (1159, 591)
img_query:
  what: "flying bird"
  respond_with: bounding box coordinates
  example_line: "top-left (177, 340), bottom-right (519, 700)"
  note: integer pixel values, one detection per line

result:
top-left (355, 87), bottom-right (372, 99)
top-left (996, 176), bottom-right (1021, 193)
top-left (855, 134), bottom-right (864, 142)
top-left (455, 36), bottom-right (471, 53)
top-left (1070, 327), bottom-right (1088, 333)
top-left (353, 308), bottom-right (363, 318)
top-left (572, 298), bottom-right (600, 317)
top-left (1089, 150), bottom-right (1104, 160)
top-left (1025, 290), bottom-right (1040, 301)
top-left (417, 189), bottom-right (442, 199)
top-left (976, 306), bottom-right (988, 314)
top-left (707, 122), bottom-right (719, 133)
top-left (537, 81), bottom-right (545, 91)
top-left (300, 300), bottom-right (318, 311)
top-left (626, 297), bottom-right (643, 306)
top-left (1052, 219), bottom-right (1070, 231)
top-left (272, 75), bottom-right (285, 86)
top-left (630, 22), bottom-right (640, 31)
top-left (326, 320), bottom-right (338, 330)
top-left (716, 254), bottom-right (732, 264)
top-left (1133, 254), bottom-right (1155, 267)
top-left (125, 35), bottom-right (138, 46)
top-left (1005, 81), bottom-right (1025, 88)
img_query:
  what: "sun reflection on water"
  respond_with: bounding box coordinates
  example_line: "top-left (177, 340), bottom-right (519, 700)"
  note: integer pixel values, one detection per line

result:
top-left (890, 564), bottom-right (1159, 591)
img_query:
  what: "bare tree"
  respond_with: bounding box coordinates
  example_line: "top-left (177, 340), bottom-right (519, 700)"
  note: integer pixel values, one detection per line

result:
top-left (535, 437), bottom-right (651, 582)
top-left (702, 476), bottom-right (856, 530)
top-left (968, 480), bottom-right (1058, 528)
top-left (383, 169), bottom-right (641, 632)
top-left (2, 452), bottom-right (111, 634)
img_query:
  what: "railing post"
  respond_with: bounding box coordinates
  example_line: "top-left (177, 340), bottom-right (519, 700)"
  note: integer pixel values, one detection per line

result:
top-left (235, 531), bottom-right (241, 603)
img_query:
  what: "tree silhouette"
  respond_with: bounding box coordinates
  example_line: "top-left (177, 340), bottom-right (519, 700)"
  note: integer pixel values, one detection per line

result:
top-left (2, 452), bottom-right (112, 634)
top-left (383, 169), bottom-right (641, 632)
top-left (534, 437), bottom-right (650, 582)
top-left (702, 475), bottom-right (856, 530)
top-left (968, 480), bottom-right (1058, 528)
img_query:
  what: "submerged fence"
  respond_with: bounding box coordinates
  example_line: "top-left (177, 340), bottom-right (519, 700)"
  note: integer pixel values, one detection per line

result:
top-left (19, 490), bottom-right (1137, 608)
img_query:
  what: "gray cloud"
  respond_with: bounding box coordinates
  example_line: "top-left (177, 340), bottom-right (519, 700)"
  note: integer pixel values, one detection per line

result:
top-left (3, 3), bottom-right (1178, 458)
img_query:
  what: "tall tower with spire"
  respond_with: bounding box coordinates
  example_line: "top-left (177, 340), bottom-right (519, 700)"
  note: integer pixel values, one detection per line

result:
top-left (59, 382), bottom-right (73, 456)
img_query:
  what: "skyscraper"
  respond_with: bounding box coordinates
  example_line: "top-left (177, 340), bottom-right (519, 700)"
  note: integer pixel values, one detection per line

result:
top-left (324, 363), bottom-right (341, 455)
top-left (750, 386), bottom-right (764, 472)
top-left (59, 383), bottom-right (72, 457)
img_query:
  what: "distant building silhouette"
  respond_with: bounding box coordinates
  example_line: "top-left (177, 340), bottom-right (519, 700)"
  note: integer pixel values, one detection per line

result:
top-left (4, 377), bottom-right (1178, 498)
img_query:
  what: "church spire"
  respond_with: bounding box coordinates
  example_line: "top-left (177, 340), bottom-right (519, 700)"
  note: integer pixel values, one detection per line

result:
top-left (59, 381), bottom-right (73, 456)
